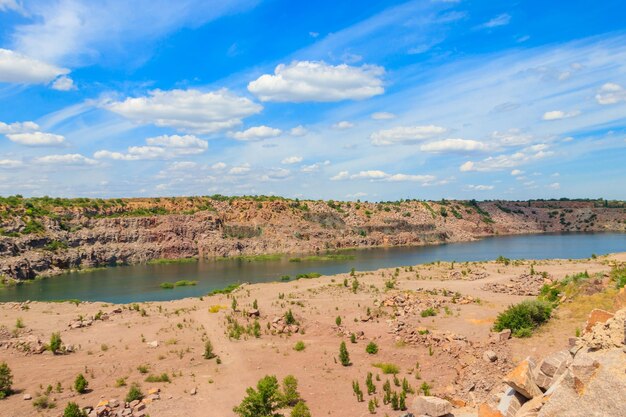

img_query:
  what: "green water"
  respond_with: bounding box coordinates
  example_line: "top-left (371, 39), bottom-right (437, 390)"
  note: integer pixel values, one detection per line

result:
top-left (0, 232), bottom-right (624, 303)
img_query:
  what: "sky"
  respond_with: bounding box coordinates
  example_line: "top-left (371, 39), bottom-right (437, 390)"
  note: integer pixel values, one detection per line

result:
top-left (0, 0), bottom-right (625, 201)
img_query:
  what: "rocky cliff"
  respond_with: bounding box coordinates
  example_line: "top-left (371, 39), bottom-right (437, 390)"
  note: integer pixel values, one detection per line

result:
top-left (0, 196), bottom-right (625, 281)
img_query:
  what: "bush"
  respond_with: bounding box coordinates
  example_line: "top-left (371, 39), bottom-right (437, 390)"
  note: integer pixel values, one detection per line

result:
top-left (49, 332), bottom-right (62, 354)
top-left (233, 375), bottom-right (284, 417)
top-left (372, 362), bottom-right (399, 374)
top-left (493, 300), bottom-right (552, 337)
top-left (204, 340), bottom-right (216, 359)
top-left (33, 395), bottom-right (55, 409)
top-left (125, 383), bottom-right (143, 402)
top-left (285, 309), bottom-right (297, 325)
top-left (291, 401), bottom-right (312, 417)
top-left (420, 308), bottom-right (437, 317)
top-left (64, 402), bottom-right (87, 417)
top-left (339, 341), bottom-right (351, 366)
top-left (145, 373), bottom-right (170, 383)
top-left (293, 341), bottom-right (305, 352)
top-left (365, 341), bottom-right (378, 355)
top-left (74, 374), bottom-right (88, 394)
top-left (0, 362), bottom-right (13, 398)
top-left (611, 266), bottom-right (626, 289)
top-left (282, 375), bottom-right (300, 406)
top-left (335, 316), bottom-right (342, 326)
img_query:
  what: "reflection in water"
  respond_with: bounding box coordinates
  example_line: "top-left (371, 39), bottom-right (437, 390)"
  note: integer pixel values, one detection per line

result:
top-left (0, 232), bottom-right (624, 303)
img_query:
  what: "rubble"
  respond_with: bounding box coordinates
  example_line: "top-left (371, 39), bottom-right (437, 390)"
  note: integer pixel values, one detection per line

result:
top-left (481, 273), bottom-right (553, 296)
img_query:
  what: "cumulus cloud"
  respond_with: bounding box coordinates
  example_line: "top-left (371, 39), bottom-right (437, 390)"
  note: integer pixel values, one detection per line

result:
top-left (511, 169), bottom-right (524, 176)
top-left (301, 160), bottom-right (330, 173)
top-left (35, 153), bottom-right (97, 165)
top-left (289, 125), bottom-right (308, 136)
top-left (467, 184), bottom-right (494, 191)
top-left (370, 125), bottom-right (446, 146)
top-left (229, 163), bottom-right (251, 175)
top-left (542, 110), bottom-right (581, 120)
top-left (333, 170), bottom-right (436, 184)
top-left (0, 121), bottom-right (40, 134)
top-left (330, 171), bottom-right (349, 181)
top-left (0, 48), bottom-right (69, 84)
top-left (105, 89), bottom-right (262, 133)
top-left (51, 75), bottom-right (76, 91)
top-left (248, 60), bottom-right (384, 102)
top-left (0, 159), bottom-right (23, 168)
top-left (332, 121), bottom-right (354, 130)
top-left (420, 138), bottom-right (489, 152)
top-left (281, 156), bottom-right (302, 164)
top-left (371, 112), bottom-right (395, 120)
top-left (548, 182), bottom-right (560, 189)
top-left (595, 83), bottom-right (626, 105)
top-left (460, 144), bottom-right (553, 172)
top-left (95, 134), bottom-right (207, 160)
top-left (6, 131), bottom-right (65, 146)
top-left (229, 125), bottom-right (282, 141)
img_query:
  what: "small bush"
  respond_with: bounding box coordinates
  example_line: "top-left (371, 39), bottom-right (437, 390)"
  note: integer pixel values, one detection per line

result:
top-left (365, 341), bottom-right (378, 355)
top-left (0, 362), bottom-right (13, 398)
top-left (282, 375), bottom-right (300, 406)
top-left (145, 373), bottom-right (170, 383)
top-left (372, 362), bottom-right (399, 374)
top-left (125, 383), bottom-right (143, 402)
top-left (233, 375), bottom-right (283, 417)
top-left (74, 374), bottom-right (88, 394)
top-left (493, 300), bottom-right (552, 337)
top-left (64, 402), bottom-right (86, 417)
top-left (339, 341), bottom-right (351, 366)
top-left (291, 401), bottom-right (312, 417)
top-left (49, 332), bottom-right (62, 354)
top-left (293, 341), bottom-right (305, 352)
top-left (137, 364), bottom-right (149, 374)
top-left (204, 340), bottom-right (216, 359)
top-left (420, 308), bottom-right (437, 317)
top-left (33, 395), bottom-right (55, 409)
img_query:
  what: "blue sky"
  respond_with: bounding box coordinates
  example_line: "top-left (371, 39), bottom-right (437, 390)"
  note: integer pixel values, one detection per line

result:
top-left (0, 0), bottom-right (625, 200)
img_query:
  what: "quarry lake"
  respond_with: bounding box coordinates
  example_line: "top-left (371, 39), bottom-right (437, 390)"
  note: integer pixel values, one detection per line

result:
top-left (1, 232), bottom-right (624, 304)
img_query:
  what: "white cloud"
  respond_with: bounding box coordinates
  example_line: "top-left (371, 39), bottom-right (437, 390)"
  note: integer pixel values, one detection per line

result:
top-left (370, 125), bottom-right (446, 146)
top-left (229, 125), bottom-right (282, 141)
top-left (51, 75), bottom-right (76, 91)
top-left (332, 121), bottom-right (354, 130)
top-left (542, 110), bottom-right (581, 120)
top-left (281, 156), bottom-right (302, 164)
top-left (0, 48), bottom-right (69, 84)
top-left (212, 162), bottom-right (226, 170)
top-left (95, 134), bottom-right (207, 160)
top-left (511, 169), bottom-right (524, 176)
top-left (478, 13), bottom-right (511, 29)
top-left (467, 184), bottom-right (494, 191)
top-left (6, 131), bottom-right (65, 146)
top-left (420, 138), bottom-right (489, 152)
top-left (35, 153), bottom-right (97, 165)
top-left (289, 125), bottom-right (308, 136)
top-left (167, 161), bottom-right (197, 170)
top-left (0, 0), bottom-right (23, 13)
top-left (229, 163), bottom-right (251, 175)
top-left (330, 171), bottom-right (349, 181)
top-left (371, 112), bottom-right (395, 120)
top-left (595, 83), bottom-right (626, 105)
top-left (106, 89), bottom-right (262, 134)
top-left (248, 60), bottom-right (384, 102)
top-left (460, 144), bottom-right (553, 172)
top-left (0, 159), bottom-right (22, 168)
top-left (301, 160), bottom-right (330, 172)
top-left (548, 182), bottom-right (560, 189)
top-left (491, 129), bottom-right (535, 146)
top-left (351, 170), bottom-right (388, 180)
top-left (0, 121), bottom-right (40, 134)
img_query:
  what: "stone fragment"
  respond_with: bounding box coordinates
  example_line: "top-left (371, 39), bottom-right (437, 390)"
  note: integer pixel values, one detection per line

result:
top-left (23, 393), bottom-right (32, 400)
top-left (496, 386), bottom-right (526, 417)
top-left (584, 309), bottom-right (614, 333)
top-left (478, 403), bottom-right (505, 417)
top-left (483, 350), bottom-right (498, 362)
top-left (411, 396), bottom-right (452, 416)
top-left (515, 395), bottom-right (547, 417)
top-left (146, 340), bottom-right (158, 348)
top-left (498, 329), bottom-right (512, 341)
top-left (503, 359), bottom-right (543, 399)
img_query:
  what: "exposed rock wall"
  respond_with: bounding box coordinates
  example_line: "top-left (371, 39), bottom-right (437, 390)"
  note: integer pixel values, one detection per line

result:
top-left (0, 198), bottom-right (625, 280)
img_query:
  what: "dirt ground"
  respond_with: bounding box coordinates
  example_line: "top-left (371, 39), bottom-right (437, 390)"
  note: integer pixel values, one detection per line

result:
top-left (1, 253), bottom-right (623, 417)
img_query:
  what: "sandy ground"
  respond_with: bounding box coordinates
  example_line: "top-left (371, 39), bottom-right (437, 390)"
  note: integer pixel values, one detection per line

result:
top-left (1, 253), bottom-right (624, 417)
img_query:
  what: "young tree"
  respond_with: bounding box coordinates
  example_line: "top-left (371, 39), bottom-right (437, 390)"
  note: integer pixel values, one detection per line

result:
top-left (49, 332), bottom-right (62, 354)
top-left (290, 401), bottom-right (311, 417)
top-left (64, 402), bottom-right (87, 417)
top-left (204, 339), bottom-right (216, 359)
top-left (281, 375), bottom-right (300, 407)
top-left (74, 374), bottom-right (88, 394)
top-left (339, 341), bottom-right (351, 366)
top-left (125, 383), bottom-right (143, 403)
top-left (0, 362), bottom-right (13, 399)
top-left (233, 375), bottom-right (284, 417)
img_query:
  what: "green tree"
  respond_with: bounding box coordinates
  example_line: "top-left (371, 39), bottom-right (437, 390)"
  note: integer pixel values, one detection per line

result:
top-left (233, 375), bottom-right (285, 417)
top-left (0, 362), bottom-right (13, 399)
top-left (365, 341), bottom-right (378, 354)
top-left (125, 383), bottom-right (143, 403)
top-left (290, 401), bottom-right (311, 417)
top-left (204, 339), bottom-right (216, 359)
top-left (281, 375), bottom-right (300, 406)
top-left (339, 341), bottom-right (351, 366)
top-left (74, 374), bottom-right (88, 394)
top-left (64, 402), bottom-right (87, 417)
top-left (49, 332), bottom-right (62, 354)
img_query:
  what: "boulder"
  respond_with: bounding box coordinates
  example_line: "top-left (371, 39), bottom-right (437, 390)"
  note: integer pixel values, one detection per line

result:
top-left (483, 350), bottom-right (498, 362)
top-left (411, 396), bottom-right (452, 416)
top-left (584, 309), bottom-right (614, 333)
top-left (23, 393), bottom-right (32, 400)
top-left (515, 395), bottom-right (547, 417)
top-left (478, 403), bottom-right (505, 417)
top-left (503, 359), bottom-right (543, 399)
top-left (146, 340), bottom-right (158, 348)
top-left (496, 386), bottom-right (526, 417)
top-left (534, 350), bottom-right (571, 390)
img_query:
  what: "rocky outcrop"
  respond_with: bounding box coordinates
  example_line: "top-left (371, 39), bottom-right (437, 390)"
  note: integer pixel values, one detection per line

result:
top-left (479, 308), bottom-right (626, 417)
top-left (1, 198), bottom-right (624, 280)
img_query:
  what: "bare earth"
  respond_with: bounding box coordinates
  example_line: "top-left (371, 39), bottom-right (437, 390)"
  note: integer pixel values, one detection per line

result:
top-left (1, 253), bottom-right (624, 417)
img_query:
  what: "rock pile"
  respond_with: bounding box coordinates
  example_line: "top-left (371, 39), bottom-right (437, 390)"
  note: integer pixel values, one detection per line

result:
top-left (0, 334), bottom-right (46, 353)
top-left (378, 290), bottom-right (476, 318)
top-left (479, 308), bottom-right (626, 417)
top-left (81, 389), bottom-right (161, 417)
top-left (481, 273), bottom-right (553, 296)
top-left (270, 316), bottom-right (300, 334)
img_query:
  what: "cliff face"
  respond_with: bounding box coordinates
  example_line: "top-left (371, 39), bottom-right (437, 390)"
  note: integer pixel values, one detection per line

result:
top-left (0, 197), bottom-right (624, 281)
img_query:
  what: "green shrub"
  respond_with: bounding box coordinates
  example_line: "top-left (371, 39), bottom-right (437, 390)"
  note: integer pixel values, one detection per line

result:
top-left (281, 375), bottom-right (300, 406)
top-left (293, 341), bottom-right (305, 352)
top-left (137, 364), bottom-right (149, 374)
top-left (339, 341), bottom-right (351, 366)
top-left (0, 362), bottom-right (13, 398)
top-left (493, 300), bottom-right (552, 337)
top-left (233, 375), bottom-right (284, 417)
top-left (49, 332), bottom-right (62, 354)
top-left (335, 316), bottom-right (342, 326)
top-left (290, 401), bottom-right (312, 417)
top-left (204, 339), bottom-right (216, 359)
top-left (611, 266), bottom-right (626, 289)
top-left (372, 362), bottom-right (399, 374)
top-left (365, 341), bottom-right (378, 355)
top-left (420, 308), bottom-right (437, 317)
top-left (285, 309), bottom-right (297, 325)
top-left (63, 402), bottom-right (86, 417)
top-left (33, 395), bottom-right (55, 409)
top-left (74, 374), bottom-right (88, 394)
top-left (145, 373), bottom-right (170, 383)
top-left (125, 383), bottom-right (143, 402)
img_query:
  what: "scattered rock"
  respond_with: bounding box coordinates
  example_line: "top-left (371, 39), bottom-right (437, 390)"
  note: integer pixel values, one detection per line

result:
top-left (23, 393), bottom-right (32, 400)
top-left (503, 359), bottom-right (542, 399)
top-left (584, 309), bottom-right (614, 333)
top-left (146, 340), bottom-right (159, 348)
top-left (411, 396), bottom-right (452, 416)
top-left (483, 350), bottom-right (498, 362)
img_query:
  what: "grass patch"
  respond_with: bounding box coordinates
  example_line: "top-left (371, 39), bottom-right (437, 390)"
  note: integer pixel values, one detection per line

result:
top-left (208, 283), bottom-right (240, 296)
top-left (159, 280), bottom-right (197, 290)
top-left (296, 272), bottom-right (322, 279)
top-left (145, 373), bottom-right (171, 383)
top-left (293, 341), bottom-right (306, 351)
top-left (147, 257), bottom-right (197, 265)
top-left (493, 300), bottom-right (552, 337)
top-left (372, 362), bottom-right (400, 374)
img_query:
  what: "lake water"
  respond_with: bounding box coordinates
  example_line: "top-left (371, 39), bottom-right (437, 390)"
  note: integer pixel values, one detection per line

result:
top-left (1, 232), bottom-right (624, 304)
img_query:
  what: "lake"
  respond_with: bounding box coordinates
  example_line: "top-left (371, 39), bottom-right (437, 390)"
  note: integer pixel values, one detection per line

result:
top-left (0, 232), bottom-right (624, 303)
